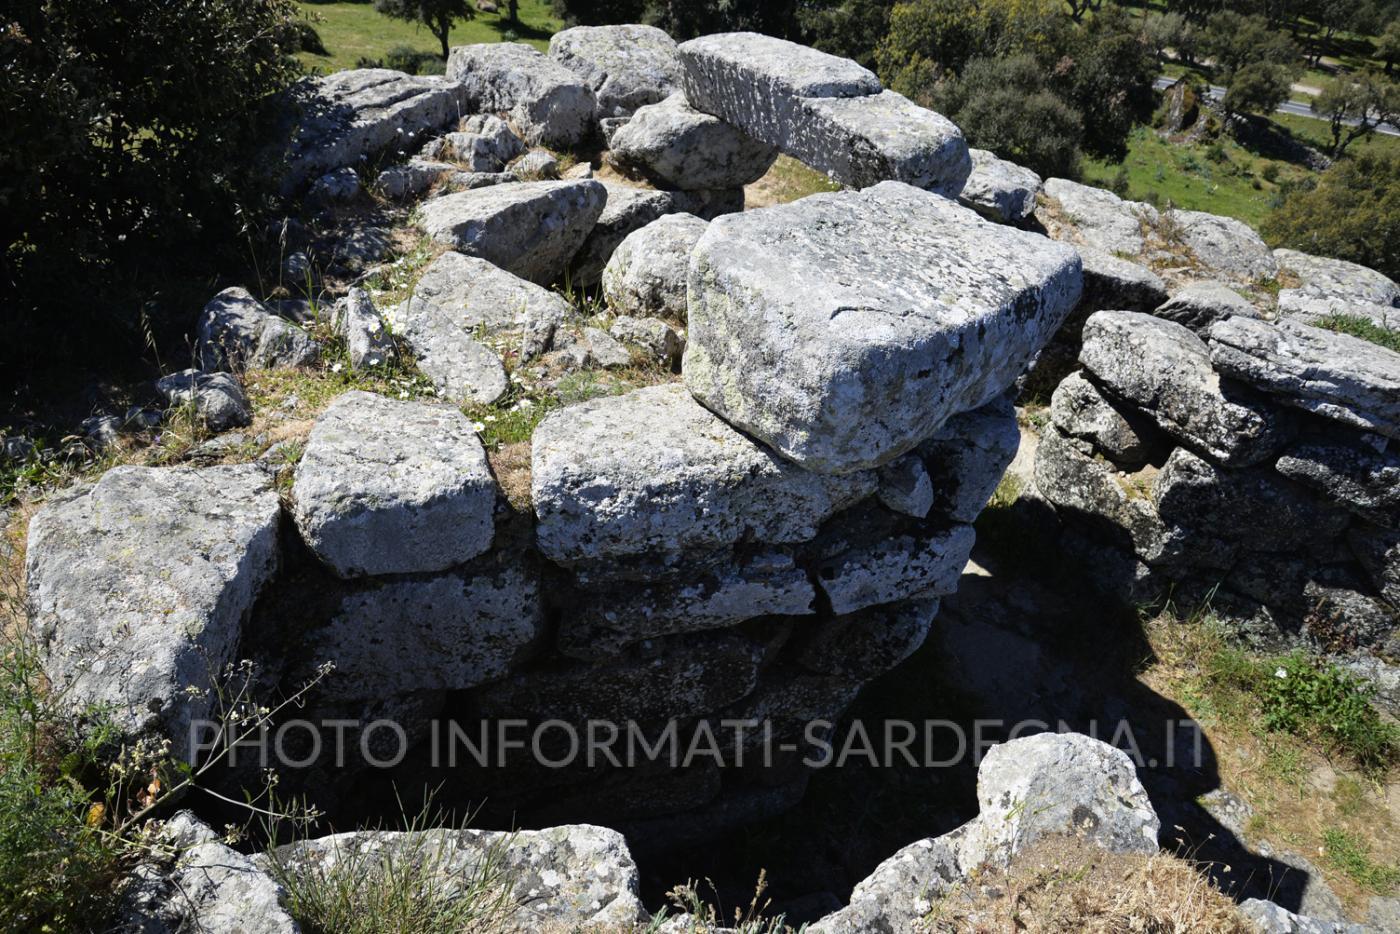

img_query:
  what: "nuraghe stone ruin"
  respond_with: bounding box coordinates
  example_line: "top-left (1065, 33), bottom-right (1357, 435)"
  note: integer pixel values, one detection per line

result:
top-left (23, 24), bottom-right (1399, 934)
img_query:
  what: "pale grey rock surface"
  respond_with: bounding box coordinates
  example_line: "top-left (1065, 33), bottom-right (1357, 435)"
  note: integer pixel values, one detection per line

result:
top-left (120, 812), bottom-right (298, 934)
top-left (876, 453), bottom-right (935, 518)
top-left (196, 287), bottom-right (320, 371)
top-left (957, 148), bottom-right (1041, 224)
top-left (446, 43), bottom-right (596, 147)
top-left (916, 396), bottom-right (1022, 523)
top-left (531, 383), bottom-right (875, 564)
top-left (1240, 899), bottom-right (1367, 934)
top-left (685, 183), bottom-right (1081, 474)
top-left (1077, 246), bottom-right (1169, 315)
top-left (548, 326), bottom-right (633, 370)
top-left (817, 524), bottom-right (975, 615)
top-left (292, 392), bottom-right (495, 578)
top-left (416, 180), bottom-right (607, 284)
top-left (609, 314), bottom-right (683, 365)
top-left (602, 212), bottom-right (708, 321)
top-left (1276, 440), bottom-right (1400, 529)
top-left (269, 824), bottom-right (646, 931)
top-left (1050, 370), bottom-right (1153, 466)
top-left (155, 370), bottom-right (252, 433)
top-left (1274, 248), bottom-right (1400, 326)
top-left (569, 181), bottom-right (678, 286)
top-left (510, 148), bottom-right (560, 180)
top-left (26, 465), bottom-right (280, 747)
top-left (1209, 316), bottom-right (1400, 440)
top-left (308, 564), bottom-right (541, 700)
top-left (331, 288), bottom-right (394, 369)
top-left (1041, 178), bottom-right (1159, 256)
top-left (608, 93), bottom-right (778, 189)
top-left (813, 733), bottom-right (1159, 932)
top-left (1165, 208), bottom-right (1278, 282)
top-left (678, 33), bottom-right (969, 195)
top-left (1154, 280), bottom-right (1260, 334)
top-left (391, 305), bottom-right (508, 404)
top-left (278, 69), bottom-right (468, 194)
top-left (548, 24), bottom-right (683, 118)
top-left (398, 250), bottom-right (572, 360)
top-left (376, 159), bottom-right (456, 199)
top-left (1081, 310), bottom-right (1287, 466)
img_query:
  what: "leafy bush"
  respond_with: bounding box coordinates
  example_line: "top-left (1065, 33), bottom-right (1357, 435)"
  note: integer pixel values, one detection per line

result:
top-left (1261, 652), bottom-right (1399, 773)
top-left (1, 1), bottom-right (304, 374)
top-left (357, 45), bottom-right (446, 74)
top-left (291, 18), bottom-right (328, 54)
top-left (1264, 151), bottom-right (1400, 281)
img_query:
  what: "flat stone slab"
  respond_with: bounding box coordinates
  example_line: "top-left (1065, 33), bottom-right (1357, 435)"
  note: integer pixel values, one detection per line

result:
top-left (400, 250), bottom-right (572, 354)
top-left (292, 391), bottom-right (496, 578)
top-left (416, 180), bottom-right (607, 284)
top-left (27, 465), bottom-right (281, 745)
top-left (391, 307), bottom-right (508, 404)
top-left (684, 182), bottom-right (1081, 473)
top-left (1081, 310), bottom-right (1288, 467)
top-left (1154, 281), bottom-right (1260, 334)
top-left (570, 181), bottom-right (679, 287)
top-left (957, 148), bottom-right (1041, 224)
top-left (1165, 209), bottom-right (1277, 283)
top-left (1040, 178), bottom-right (1158, 257)
top-left (277, 69), bottom-right (468, 194)
top-left (548, 24), bottom-right (683, 118)
top-left (1209, 316), bottom-right (1400, 440)
top-left (531, 383), bottom-right (875, 564)
top-left (678, 33), bottom-right (969, 195)
top-left (446, 43), bottom-right (596, 147)
top-left (608, 93), bottom-right (778, 190)
top-left (1078, 247), bottom-right (1169, 315)
top-left (816, 525), bottom-right (975, 615)
top-left (1275, 248), bottom-right (1400, 330)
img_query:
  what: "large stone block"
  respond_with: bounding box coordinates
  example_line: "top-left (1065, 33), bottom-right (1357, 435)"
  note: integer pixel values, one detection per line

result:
top-left (1040, 178), bottom-right (1158, 256)
top-left (416, 180), bottom-right (607, 284)
top-left (602, 213), bottom-right (709, 321)
top-left (532, 383), bottom-right (875, 564)
top-left (1209, 316), bottom-right (1400, 441)
top-left (916, 395), bottom-right (1022, 522)
top-left (1081, 310), bottom-right (1288, 467)
top-left (957, 148), bottom-right (1041, 224)
top-left (678, 33), bottom-right (970, 195)
top-left (196, 287), bottom-right (319, 372)
top-left (548, 24), bottom-right (683, 118)
top-left (1164, 209), bottom-right (1277, 282)
top-left (684, 182), bottom-right (1081, 474)
top-left (569, 182), bottom-right (680, 287)
top-left (291, 391), bottom-right (496, 578)
top-left (446, 43), bottom-right (596, 147)
top-left (608, 93), bottom-right (778, 190)
top-left (26, 465), bottom-right (281, 746)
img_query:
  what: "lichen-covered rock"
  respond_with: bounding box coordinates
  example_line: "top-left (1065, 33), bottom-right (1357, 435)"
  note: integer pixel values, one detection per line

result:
top-left (1349, 524), bottom-right (1400, 606)
top-left (376, 159), bottom-right (456, 199)
top-left (531, 383), bottom-right (875, 564)
top-left (557, 553), bottom-right (815, 659)
top-left (813, 733), bottom-right (1159, 932)
top-left (1076, 246), bottom-right (1169, 316)
top-left (510, 149), bottom-right (560, 180)
top-left (120, 812), bottom-right (298, 934)
top-left (155, 370), bottom-right (252, 433)
top-left (1240, 898), bottom-right (1368, 934)
top-left (569, 181), bottom-right (678, 286)
top-left (957, 148), bottom-right (1041, 224)
top-left (1165, 209), bottom-right (1278, 282)
top-left (815, 524), bottom-right (975, 615)
top-left (292, 391), bottom-right (495, 578)
top-left (446, 43), bottom-right (597, 147)
top-left (196, 287), bottom-right (320, 371)
top-left (685, 182), bottom-right (1081, 474)
top-left (416, 180), bottom-right (607, 284)
top-left (331, 288), bottom-right (395, 369)
top-left (602, 212), bottom-right (708, 321)
top-left (309, 167), bottom-right (360, 203)
top-left (1276, 439), bottom-right (1400, 529)
top-left (916, 395), bottom-right (1022, 522)
top-left (1081, 310), bottom-right (1288, 467)
top-left (609, 93), bottom-right (778, 190)
top-left (798, 598), bottom-right (940, 680)
top-left (399, 251), bottom-right (572, 360)
top-left (1153, 280), bottom-right (1260, 334)
top-left (548, 24), bottom-right (683, 118)
top-left (609, 314), bottom-right (683, 364)
top-left (1274, 248), bottom-right (1400, 325)
top-left (305, 563), bottom-right (541, 700)
top-left (1050, 370), bottom-right (1154, 467)
top-left (1209, 316), bottom-right (1400, 441)
top-left (1040, 178), bottom-right (1159, 256)
top-left (269, 824), bottom-right (646, 931)
top-left (678, 33), bottom-right (970, 195)
top-left (390, 305), bottom-right (508, 404)
top-left (277, 69), bottom-right (468, 194)
top-left (26, 465), bottom-right (280, 746)
top-left (876, 453), bottom-right (935, 518)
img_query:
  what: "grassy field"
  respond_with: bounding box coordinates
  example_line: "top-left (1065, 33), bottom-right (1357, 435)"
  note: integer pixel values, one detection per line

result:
top-left (296, 1), bottom-right (562, 73)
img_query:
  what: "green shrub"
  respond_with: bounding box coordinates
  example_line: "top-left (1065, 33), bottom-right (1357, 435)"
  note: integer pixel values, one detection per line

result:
top-left (1261, 163), bottom-right (1280, 184)
top-left (1264, 152), bottom-right (1400, 282)
top-left (291, 19), bottom-right (328, 55)
top-left (1261, 652), bottom-right (1399, 773)
top-left (1312, 314), bottom-right (1400, 353)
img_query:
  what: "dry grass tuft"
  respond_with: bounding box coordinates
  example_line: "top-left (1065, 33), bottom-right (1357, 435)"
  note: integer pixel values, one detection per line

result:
top-left (923, 835), bottom-right (1250, 933)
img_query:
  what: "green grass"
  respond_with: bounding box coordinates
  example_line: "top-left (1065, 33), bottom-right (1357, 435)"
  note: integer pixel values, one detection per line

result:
top-left (1313, 314), bottom-right (1400, 353)
top-left (1269, 110), bottom-right (1400, 160)
top-left (1322, 828), bottom-right (1400, 894)
top-left (295, 1), bottom-right (562, 74)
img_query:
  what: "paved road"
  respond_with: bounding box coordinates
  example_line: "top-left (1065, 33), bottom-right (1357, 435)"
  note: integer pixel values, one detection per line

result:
top-left (1152, 75), bottom-right (1400, 137)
